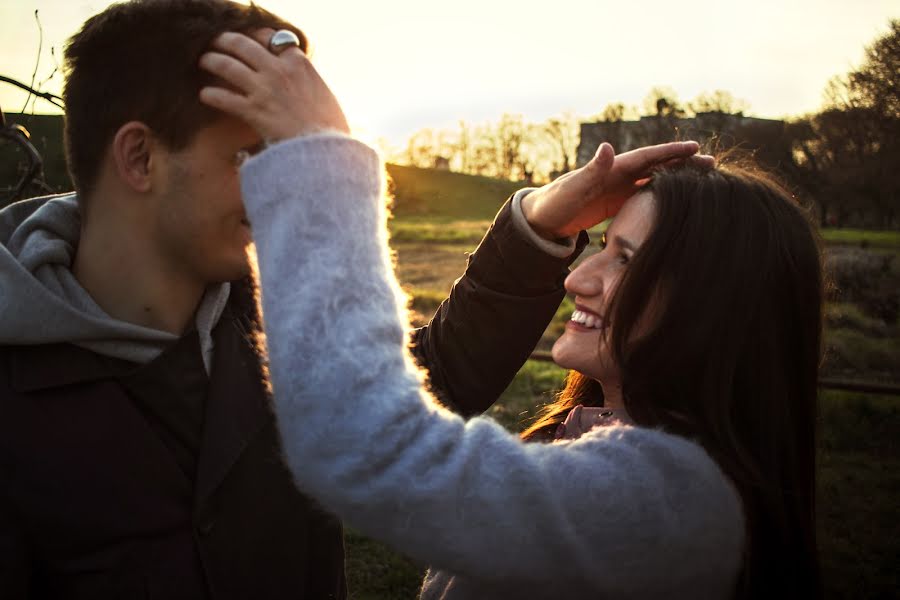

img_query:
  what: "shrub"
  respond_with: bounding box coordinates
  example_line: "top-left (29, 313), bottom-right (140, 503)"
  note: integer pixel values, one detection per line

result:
top-left (825, 248), bottom-right (900, 324)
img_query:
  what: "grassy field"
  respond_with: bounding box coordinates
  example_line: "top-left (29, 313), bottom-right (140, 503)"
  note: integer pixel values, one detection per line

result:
top-left (821, 228), bottom-right (900, 249)
top-left (386, 163), bottom-right (519, 220)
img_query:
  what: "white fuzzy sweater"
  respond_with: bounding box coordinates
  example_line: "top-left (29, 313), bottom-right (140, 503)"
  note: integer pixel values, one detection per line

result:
top-left (241, 134), bottom-right (745, 599)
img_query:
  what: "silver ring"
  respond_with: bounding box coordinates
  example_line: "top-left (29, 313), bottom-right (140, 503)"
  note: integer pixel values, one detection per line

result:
top-left (268, 29), bottom-right (300, 55)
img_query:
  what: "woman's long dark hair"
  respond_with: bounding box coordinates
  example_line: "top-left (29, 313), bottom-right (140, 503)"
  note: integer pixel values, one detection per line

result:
top-left (523, 159), bottom-right (823, 598)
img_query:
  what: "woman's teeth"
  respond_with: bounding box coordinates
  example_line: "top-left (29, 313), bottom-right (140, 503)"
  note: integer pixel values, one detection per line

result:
top-left (570, 310), bottom-right (603, 329)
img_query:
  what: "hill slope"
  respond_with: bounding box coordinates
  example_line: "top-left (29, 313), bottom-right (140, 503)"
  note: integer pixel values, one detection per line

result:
top-left (386, 163), bottom-right (522, 220)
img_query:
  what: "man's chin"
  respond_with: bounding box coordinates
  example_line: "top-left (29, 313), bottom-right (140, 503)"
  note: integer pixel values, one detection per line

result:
top-left (203, 254), bottom-right (253, 284)
top-left (229, 257), bottom-right (253, 282)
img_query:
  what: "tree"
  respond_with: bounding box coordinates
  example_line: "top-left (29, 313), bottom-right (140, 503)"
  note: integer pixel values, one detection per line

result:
top-left (541, 112), bottom-right (579, 175)
top-left (598, 102), bottom-right (626, 122)
top-left (688, 90), bottom-right (749, 115)
top-left (826, 19), bottom-right (899, 119)
top-left (786, 112), bottom-right (863, 226)
top-left (494, 113), bottom-right (527, 180)
top-left (404, 128), bottom-right (437, 168)
top-left (799, 19), bottom-right (900, 227)
top-left (453, 120), bottom-right (471, 173)
top-left (467, 122), bottom-right (502, 177)
top-left (642, 86), bottom-right (685, 118)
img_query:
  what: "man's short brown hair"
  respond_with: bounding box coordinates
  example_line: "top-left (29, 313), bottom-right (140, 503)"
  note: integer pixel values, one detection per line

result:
top-left (63, 0), bottom-right (306, 202)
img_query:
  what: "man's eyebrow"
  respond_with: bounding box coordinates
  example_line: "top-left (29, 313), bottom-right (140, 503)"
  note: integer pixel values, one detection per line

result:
top-left (614, 235), bottom-right (638, 253)
top-left (246, 140), bottom-right (267, 155)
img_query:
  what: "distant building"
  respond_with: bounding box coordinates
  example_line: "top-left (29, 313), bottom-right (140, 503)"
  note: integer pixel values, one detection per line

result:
top-left (432, 156), bottom-right (451, 171)
top-left (577, 112), bottom-right (791, 171)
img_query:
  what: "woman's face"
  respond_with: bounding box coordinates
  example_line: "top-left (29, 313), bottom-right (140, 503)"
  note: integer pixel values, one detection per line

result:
top-left (551, 190), bottom-right (656, 384)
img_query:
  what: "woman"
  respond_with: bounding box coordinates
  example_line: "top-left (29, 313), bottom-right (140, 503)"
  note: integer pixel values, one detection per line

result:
top-left (520, 164), bottom-right (823, 599)
top-left (199, 29), bottom-right (822, 598)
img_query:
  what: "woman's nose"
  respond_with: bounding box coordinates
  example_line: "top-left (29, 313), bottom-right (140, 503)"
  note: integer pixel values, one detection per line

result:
top-left (564, 254), bottom-right (605, 297)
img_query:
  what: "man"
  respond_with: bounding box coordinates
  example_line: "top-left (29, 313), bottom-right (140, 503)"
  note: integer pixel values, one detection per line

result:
top-left (0, 1), bottom-right (600, 598)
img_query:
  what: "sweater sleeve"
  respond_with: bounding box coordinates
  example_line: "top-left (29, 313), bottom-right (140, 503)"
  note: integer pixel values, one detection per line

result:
top-left (240, 135), bottom-right (744, 597)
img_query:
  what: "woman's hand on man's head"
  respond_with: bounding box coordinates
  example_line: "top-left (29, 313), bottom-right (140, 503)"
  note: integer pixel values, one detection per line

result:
top-left (198, 29), bottom-right (350, 143)
top-left (521, 142), bottom-right (714, 240)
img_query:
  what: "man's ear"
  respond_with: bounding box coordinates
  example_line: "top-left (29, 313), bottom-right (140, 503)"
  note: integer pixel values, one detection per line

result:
top-left (111, 121), bottom-right (158, 193)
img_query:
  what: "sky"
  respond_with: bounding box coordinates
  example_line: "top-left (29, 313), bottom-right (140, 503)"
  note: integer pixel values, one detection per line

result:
top-left (0, 0), bottom-right (896, 149)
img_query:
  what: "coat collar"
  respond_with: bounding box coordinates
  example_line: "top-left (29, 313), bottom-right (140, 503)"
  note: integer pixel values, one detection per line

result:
top-left (194, 306), bottom-right (272, 504)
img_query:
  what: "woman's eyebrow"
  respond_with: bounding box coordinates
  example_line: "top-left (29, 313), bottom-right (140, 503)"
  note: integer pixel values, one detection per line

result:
top-left (615, 235), bottom-right (638, 253)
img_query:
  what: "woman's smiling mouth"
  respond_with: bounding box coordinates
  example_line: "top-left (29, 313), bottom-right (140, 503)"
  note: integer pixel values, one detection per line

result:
top-left (569, 308), bottom-right (604, 330)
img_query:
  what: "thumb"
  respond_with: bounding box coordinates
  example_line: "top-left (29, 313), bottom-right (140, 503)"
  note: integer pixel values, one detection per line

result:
top-left (587, 142), bottom-right (615, 175)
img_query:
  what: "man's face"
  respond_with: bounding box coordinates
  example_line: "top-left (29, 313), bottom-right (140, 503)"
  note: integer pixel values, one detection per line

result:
top-left (154, 116), bottom-right (263, 284)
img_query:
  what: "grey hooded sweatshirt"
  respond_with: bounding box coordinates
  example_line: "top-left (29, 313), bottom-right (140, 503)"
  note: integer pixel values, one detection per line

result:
top-left (0, 193), bottom-right (229, 371)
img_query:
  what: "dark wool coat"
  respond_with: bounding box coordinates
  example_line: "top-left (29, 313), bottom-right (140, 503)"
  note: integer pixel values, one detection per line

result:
top-left (0, 199), bottom-right (583, 599)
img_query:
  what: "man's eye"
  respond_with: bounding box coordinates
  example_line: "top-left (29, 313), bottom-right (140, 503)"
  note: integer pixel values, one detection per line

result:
top-left (234, 149), bottom-right (251, 167)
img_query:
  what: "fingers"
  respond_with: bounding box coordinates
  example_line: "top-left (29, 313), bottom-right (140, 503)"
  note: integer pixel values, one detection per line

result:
top-left (657, 152), bottom-right (715, 169)
top-left (199, 51), bottom-right (259, 94)
top-left (198, 28), bottom-right (339, 141)
top-left (250, 27), bottom-right (276, 48)
top-left (563, 405), bottom-right (582, 427)
top-left (690, 154), bottom-right (716, 168)
top-left (198, 86), bottom-right (249, 118)
top-left (616, 141), bottom-right (700, 175)
top-left (560, 405), bottom-right (584, 440)
top-left (209, 31), bottom-right (273, 72)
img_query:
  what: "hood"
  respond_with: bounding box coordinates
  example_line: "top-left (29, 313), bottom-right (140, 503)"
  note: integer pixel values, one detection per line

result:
top-left (0, 194), bottom-right (228, 369)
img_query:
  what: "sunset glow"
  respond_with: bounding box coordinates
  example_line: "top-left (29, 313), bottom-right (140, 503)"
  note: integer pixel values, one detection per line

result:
top-left (0, 0), bottom-right (895, 148)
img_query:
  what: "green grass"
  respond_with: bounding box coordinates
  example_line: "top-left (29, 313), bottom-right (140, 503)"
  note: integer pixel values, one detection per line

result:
top-left (386, 163), bottom-right (521, 220)
top-left (389, 218), bottom-right (492, 245)
top-left (488, 359), bottom-right (568, 431)
top-left (406, 287), bottom-right (447, 319)
top-left (344, 528), bottom-right (424, 600)
top-left (825, 327), bottom-right (900, 376)
top-left (817, 391), bottom-right (900, 598)
top-left (535, 296), bottom-right (576, 351)
top-left (821, 228), bottom-right (900, 249)
top-left (824, 303), bottom-right (891, 336)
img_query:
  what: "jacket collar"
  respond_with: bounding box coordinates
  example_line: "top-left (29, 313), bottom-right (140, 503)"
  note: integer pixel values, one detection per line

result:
top-left (194, 306), bottom-right (272, 504)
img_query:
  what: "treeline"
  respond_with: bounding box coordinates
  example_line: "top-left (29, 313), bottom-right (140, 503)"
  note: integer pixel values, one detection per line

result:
top-left (392, 88), bottom-right (748, 184)
top-left (394, 20), bottom-right (900, 229)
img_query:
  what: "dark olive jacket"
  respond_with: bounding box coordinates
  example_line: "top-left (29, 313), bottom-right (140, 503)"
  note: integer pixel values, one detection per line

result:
top-left (0, 199), bottom-right (584, 599)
